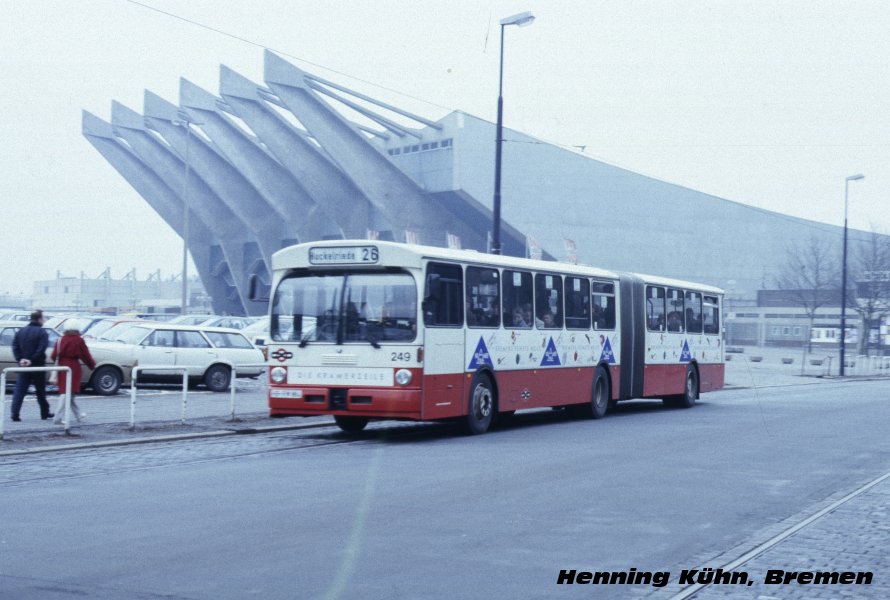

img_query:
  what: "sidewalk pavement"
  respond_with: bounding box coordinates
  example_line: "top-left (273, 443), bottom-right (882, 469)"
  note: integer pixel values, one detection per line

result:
top-left (693, 472), bottom-right (890, 599)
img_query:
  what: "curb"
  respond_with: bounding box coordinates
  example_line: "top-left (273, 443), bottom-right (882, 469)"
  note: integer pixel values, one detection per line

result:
top-left (723, 375), bottom-right (890, 391)
top-left (0, 419), bottom-right (336, 457)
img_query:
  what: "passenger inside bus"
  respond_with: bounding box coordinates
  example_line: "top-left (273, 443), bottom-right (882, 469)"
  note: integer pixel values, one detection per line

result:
top-left (667, 311), bottom-right (683, 333)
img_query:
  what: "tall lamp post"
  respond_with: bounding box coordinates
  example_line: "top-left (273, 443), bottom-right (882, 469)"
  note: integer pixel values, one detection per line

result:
top-left (491, 10), bottom-right (535, 255)
top-left (172, 115), bottom-right (199, 315)
top-left (840, 173), bottom-right (865, 376)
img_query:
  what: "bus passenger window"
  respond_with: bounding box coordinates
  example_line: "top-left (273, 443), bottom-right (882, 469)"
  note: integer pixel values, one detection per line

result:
top-left (564, 277), bottom-right (590, 330)
top-left (591, 280), bottom-right (616, 330)
top-left (534, 274), bottom-right (563, 329)
top-left (503, 270), bottom-right (533, 329)
top-left (466, 267), bottom-right (500, 328)
top-left (666, 288), bottom-right (685, 333)
top-left (685, 291), bottom-right (703, 334)
top-left (703, 296), bottom-right (720, 335)
top-left (423, 262), bottom-right (463, 327)
top-left (646, 286), bottom-right (666, 332)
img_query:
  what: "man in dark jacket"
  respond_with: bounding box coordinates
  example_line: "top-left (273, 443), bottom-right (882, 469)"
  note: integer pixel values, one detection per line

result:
top-left (10, 310), bottom-right (53, 421)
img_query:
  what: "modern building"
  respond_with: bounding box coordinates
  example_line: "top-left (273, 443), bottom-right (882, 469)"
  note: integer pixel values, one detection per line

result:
top-left (83, 50), bottom-right (882, 317)
top-left (31, 269), bottom-right (206, 314)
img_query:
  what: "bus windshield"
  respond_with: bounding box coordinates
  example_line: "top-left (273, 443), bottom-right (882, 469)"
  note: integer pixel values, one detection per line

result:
top-left (271, 271), bottom-right (417, 344)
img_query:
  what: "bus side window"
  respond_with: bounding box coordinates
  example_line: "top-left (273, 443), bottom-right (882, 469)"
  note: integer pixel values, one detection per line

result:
top-left (503, 270), bottom-right (533, 329)
top-left (466, 267), bottom-right (500, 328)
top-left (666, 288), bottom-right (684, 333)
top-left (646, 286), bottom-right (665, 332)
top-left (685, 291), bottom-right (703, 334)
top-left (591, 280), bottom-right (615, 330)
top-left (534, 273), bottom-right (563, 329)
top-left (703, 295), bottom-right (720, 335)
top-left (423, 262), bottom-right (463, 327)
top-left (564, 277), bottom-right (590, 330)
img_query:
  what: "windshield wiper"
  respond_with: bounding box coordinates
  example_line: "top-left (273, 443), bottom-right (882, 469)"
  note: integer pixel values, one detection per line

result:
top-left (298, 330), bottom-right (312, 348)
top-left (368, 334), bottom-right (381, 349)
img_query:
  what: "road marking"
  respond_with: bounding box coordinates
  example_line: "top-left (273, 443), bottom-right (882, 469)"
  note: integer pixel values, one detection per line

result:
top-left (670, 466), bottom-right (890, 598)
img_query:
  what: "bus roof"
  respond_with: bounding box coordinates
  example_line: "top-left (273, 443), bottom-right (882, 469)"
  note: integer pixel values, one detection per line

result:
top-left (272, 240), bottom-right (724, 295)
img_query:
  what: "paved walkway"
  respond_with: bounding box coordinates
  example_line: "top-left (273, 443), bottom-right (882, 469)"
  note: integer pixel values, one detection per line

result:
top-left (693, 472), bottom-right (890, 599)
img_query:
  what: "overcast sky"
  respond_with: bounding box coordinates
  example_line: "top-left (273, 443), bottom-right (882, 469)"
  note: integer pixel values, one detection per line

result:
top-left (1, 0), bottom-right (888, 295)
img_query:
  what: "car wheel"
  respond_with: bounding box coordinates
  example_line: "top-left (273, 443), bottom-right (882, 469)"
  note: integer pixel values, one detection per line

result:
top-left (204, 364), bottom-right (231, 392)
top-left (90, 366), bottom-right (122, 396)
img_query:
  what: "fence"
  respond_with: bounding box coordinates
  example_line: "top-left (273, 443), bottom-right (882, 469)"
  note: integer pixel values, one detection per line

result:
top-left (1, 366), bottom-right (72, 440)
top-left (227, 363), bottom-right (269, 421)
top-left (130, 366), bottom-right (189, 430)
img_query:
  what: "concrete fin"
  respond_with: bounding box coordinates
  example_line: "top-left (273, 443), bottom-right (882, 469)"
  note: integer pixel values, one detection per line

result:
top-left (110, 101), bottom-right (146, 131)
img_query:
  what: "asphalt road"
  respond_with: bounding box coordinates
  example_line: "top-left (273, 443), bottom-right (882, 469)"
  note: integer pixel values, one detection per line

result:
top-left (1, 380), bottom-right (889, 600)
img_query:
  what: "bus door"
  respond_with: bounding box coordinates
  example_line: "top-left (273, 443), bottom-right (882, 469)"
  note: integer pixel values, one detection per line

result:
top-left (420, 262), bottom-right (466, 419)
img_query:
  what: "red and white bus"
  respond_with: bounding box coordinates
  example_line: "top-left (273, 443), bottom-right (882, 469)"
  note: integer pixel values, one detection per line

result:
top-left (262, 241), bottom-right (724, 434)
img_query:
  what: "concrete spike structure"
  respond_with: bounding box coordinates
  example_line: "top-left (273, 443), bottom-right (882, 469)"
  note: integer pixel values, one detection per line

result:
top-left (218, 65), bottom-right (376, 239)
top-left (142, 90), bottom-right (280, 283)
top-left (178, 78), bottom-right (342, 242)
top-left (81, 111), bottom-right (242, 315)
top-left (262, 50), bottom-right (481, 248)
top-left (109, 101), bottom-right (253, 315)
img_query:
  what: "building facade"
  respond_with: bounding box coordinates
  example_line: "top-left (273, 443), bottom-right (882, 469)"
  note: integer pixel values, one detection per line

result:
top-left (83, 51), bottom-right (882, 317)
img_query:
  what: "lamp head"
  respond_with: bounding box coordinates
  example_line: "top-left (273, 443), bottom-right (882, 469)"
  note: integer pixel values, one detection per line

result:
top-left (846, 174), bottom-right (865, 181)
top-left (500, 11), bottom-right (535, 27)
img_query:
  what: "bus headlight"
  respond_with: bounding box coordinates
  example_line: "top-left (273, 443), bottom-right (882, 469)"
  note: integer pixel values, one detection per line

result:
top-left (270, 366), bottom-right (287, 384)
top-left (395, 369), bottom-right (412, 386)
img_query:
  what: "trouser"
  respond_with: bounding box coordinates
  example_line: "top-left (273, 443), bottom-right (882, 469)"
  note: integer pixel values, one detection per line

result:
top-left (11, 371), bottom-right (51, 418)
top-left (53, 395), bottom-right (84, 424)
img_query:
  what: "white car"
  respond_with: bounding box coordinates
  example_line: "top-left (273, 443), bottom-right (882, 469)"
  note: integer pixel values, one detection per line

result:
top-left (86, 323), bottom-right (265, 393)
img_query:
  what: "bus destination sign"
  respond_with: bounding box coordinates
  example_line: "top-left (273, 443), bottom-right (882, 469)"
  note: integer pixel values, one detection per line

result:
top-left (309, 246), bottom-right (379, 265)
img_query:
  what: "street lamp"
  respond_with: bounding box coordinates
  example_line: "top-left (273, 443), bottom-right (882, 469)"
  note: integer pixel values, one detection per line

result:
top-left (840, 173), bottom-right (865, 376)
top-left (172, 115), bottom-right (200, 315)
top-left (491, 10), bottom-right (535, 255)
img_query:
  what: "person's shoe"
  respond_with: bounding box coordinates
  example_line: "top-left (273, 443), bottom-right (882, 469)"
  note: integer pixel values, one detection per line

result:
top-left (41, 413), bottom-right (54, 420)
top-left (11, 416), bottom-right (21, 422)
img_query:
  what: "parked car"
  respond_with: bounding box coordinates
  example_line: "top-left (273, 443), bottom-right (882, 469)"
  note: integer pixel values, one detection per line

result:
top-left (168, 314), bottom-right (217, 326)
top-left (201, 316), bottom-right (258, 330)
top-left (83, 318), bottom-right (145, 341)
top-left (0, 321), bottom-right (61, 384)
top-left (0, 312), bottom-right (45, 323)
top-left (85, 323), bottom-right (265, 393)
top-left (47, 314), bottom-right (106, 334)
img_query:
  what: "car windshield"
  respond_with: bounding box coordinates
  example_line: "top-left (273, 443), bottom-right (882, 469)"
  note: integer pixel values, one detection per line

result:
top-left (271, 271), bottom-right (417, 343)
top-left (116, 326), bottom-right (152, 345)
top-left (100, 323), bottom-right (141, 342)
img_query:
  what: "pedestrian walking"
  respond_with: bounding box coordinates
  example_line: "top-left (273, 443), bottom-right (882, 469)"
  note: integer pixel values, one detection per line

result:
top-left (10, 310), bottom-right (53, 421)
top-left (51, 319), bottom-right (96, 423)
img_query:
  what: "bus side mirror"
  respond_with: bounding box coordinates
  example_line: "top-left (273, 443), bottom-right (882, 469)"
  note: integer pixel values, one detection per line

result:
top-left (248, 274), bottom-right (269, 302)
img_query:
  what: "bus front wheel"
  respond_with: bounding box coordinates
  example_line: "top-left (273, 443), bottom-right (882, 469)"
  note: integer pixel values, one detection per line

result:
top-left (334, 415), bottom-right (369, 433)
top-left (464, 374), bottom-right (495, 435)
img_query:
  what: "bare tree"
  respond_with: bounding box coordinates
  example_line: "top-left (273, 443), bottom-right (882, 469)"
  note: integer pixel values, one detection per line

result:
top-left (849, 228), bottom-right (890, 356)
top-left (776, 234), bottom-right (839, 370)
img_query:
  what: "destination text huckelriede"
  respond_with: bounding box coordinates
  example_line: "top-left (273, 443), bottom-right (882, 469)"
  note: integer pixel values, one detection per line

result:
top-left (556, 568), bottom-right (873, 588)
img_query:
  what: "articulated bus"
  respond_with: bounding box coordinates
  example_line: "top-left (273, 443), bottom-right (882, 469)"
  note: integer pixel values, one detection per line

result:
top-left (262, 241), bottom-right (725, 434)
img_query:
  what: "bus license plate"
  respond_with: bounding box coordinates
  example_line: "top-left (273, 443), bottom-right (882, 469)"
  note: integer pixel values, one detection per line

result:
top-left (270, 389), bottom-right (303, 399)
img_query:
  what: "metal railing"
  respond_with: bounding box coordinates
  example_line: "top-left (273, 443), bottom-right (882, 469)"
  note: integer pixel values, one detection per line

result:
top-left (1, 366), bottom-right (73, 440)
top-left (130, 366), bottom-right (189, 429)
top-left (227, 363), bottom-right (269, 421)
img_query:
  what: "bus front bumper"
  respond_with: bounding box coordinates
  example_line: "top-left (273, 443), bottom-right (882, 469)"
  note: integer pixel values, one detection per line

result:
top-left (268, 386), bottom-right (422, 419)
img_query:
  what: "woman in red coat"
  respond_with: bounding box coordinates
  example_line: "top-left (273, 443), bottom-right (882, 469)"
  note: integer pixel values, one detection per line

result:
top-left (51, 319), bottom-right (96, 422)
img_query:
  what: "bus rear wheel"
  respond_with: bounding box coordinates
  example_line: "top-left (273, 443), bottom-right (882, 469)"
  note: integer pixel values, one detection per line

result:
top-left (664, 365), bottom-right (698, 408)
top-left (464, 374), bottom-right (495, 435)
top-left (334, 415), bottom-right (369, 433)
